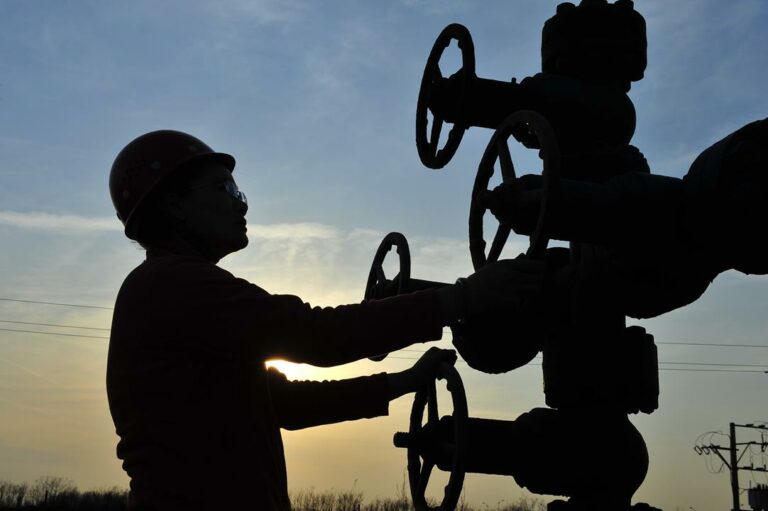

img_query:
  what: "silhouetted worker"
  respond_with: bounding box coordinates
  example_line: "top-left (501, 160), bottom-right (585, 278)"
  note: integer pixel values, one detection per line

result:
top-left (106, 130), bottom-right (545, 511)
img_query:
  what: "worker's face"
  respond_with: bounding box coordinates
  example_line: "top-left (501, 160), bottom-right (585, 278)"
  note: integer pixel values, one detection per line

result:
top-left (173, 161), bottom-right (249, 261)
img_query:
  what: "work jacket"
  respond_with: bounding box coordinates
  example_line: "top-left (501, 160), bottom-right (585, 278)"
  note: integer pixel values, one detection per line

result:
top-left (107, 249), bottom-right (443, 510)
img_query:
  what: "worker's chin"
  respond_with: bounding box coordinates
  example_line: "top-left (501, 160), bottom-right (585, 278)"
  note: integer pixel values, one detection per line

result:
top-left (216, 236), bottom-right (249, 260)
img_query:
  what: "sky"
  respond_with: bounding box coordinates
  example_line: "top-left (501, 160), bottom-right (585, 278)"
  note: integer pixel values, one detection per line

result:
top-left (0, 0), bottom-right (767, 509)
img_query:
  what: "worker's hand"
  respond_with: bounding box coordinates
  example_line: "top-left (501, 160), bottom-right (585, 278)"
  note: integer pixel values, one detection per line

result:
top-left (407, 347), bottom-right (457, 390)
top-left (440, 254), bottom-right (545, 324)
top-left (479, 174), bottom-right (544, 230)
top-left (367, 274), bottom-right (403, 300)
top-left (387, 348), bottom-right (457, 400)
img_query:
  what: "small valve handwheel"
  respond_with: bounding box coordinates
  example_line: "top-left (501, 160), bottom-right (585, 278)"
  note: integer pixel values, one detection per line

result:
top-left (394, 362), bottom-right (467, 511)
top-left (416, 23), bottom-right (476, 169)
top-left (469, 110), bottom-right (561, 269)
top-left (364, 232), bottom-right (411, 361)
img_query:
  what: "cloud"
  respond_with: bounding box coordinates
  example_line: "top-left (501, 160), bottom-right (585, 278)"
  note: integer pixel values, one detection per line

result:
top-left (0, 209), bottom-right (473, 306)
top-left (0, 212), bottom-right (343, 240)
top-left (400, 0), bottom-right (472, 16)
top-left (302, 22), bottom-right (383, 112)
top-left (203, 0), bottom-right (309, 25)
top-left (246, 222), bottom-right (340, 240)
top-left (0, 211), bottom-right (121, 232)
top-left (0, 357), bottom-right (64, 388)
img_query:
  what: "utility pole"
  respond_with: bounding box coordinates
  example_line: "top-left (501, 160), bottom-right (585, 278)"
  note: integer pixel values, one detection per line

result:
top-left (695, 422), bottom-right (768, 511)
top-left (730, 423), bottom-right (740, 511)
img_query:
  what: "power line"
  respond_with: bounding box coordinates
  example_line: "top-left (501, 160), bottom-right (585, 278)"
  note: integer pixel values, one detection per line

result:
top-left (0, 328), bottom-right (766, 371)
top-left (0, 297), bottom-right (113, 310)
top-left (0, 329), bottom-right (763, 373)
top-left (659, 368), bottom-right (766, 373)
top-left (0, 328), bottom-right (109, 340)
top-left (0, 322), bottom-right (766, 351)
top-left (2, 299), bottom-right (768, 348)
top-left (657, 341), bottom-right (768, 349)
top-left (439, 330), bottom-right (768, 349)
top-left (0, 319), bottom-right (110, 331)
top-left (384, 356), bottom-right (767, 373)
top-left (402, 350), bottom-right (768, 368)
top-left (0, 301), bottom-right (766, 371)
top-left (659, 361), bottom-right (768, 368)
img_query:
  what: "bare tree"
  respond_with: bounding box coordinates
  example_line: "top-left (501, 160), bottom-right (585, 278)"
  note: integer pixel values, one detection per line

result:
top-left (28, 476), bottom-right (76, 506)
top-left (0, 480), bottom-right (29, 508)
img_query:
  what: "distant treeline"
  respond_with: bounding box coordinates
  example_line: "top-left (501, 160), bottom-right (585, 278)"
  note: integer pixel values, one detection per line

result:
top-left (0, 477), bottom-right (126, 510)
top-left (0, 477), bottom-right (544, 511)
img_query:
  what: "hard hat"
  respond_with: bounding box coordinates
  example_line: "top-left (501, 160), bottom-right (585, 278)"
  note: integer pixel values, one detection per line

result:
top-left (109, 130), bottom-right (236, 239)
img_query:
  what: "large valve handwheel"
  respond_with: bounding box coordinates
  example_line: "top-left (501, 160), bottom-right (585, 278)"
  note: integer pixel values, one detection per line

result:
top-left (364, 232), bottom-right (411, 361)
top-left (394, 362), bottom-right (467, 511)
top-left (416, 23), bottom-right (476, 169)
top-left (469, 110), bottom-right (561, 270)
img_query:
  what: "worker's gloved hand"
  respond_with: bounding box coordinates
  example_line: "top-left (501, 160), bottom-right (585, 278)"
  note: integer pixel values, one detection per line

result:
top-left (479, 174), bottom-right (544, 233)
top-left (438, 254), bottom-right (546, 324)
top-left (387, 347), bottom-right (457, 400)
top-left (407, 347), bottom-right (457, 389)
top-left (368, 274), bottom-right (403, 300)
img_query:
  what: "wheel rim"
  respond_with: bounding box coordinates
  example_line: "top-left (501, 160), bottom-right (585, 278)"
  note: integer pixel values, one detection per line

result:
top-left (469, 110), bottom-right (561, 270)
top-left (407, 363), bottom-right (467, 511)
top-left (416, 23), bottom-right (476, 170)
top-left (365, 232), bottom-right (411, 361)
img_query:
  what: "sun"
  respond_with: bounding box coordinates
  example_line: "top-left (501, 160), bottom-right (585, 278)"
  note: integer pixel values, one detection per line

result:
top-left (265, 359), bottom-right (316, 381)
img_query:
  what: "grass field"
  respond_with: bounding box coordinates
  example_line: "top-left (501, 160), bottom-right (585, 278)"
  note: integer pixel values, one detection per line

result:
top-left (0, 477), bottom-right (546, 510)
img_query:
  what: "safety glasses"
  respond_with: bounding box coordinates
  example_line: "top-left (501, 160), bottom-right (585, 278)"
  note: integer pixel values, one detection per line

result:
top-left (184, 179), bottom-right (247, 205)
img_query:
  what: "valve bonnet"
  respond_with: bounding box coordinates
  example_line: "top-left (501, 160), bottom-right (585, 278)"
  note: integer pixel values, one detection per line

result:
top-left (451, 308), bottom-right (543, 374)
top-left (542, 0), bottom-right (647, 86)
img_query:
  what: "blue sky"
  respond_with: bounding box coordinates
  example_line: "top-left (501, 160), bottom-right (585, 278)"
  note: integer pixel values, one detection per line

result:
top-left (1, 1), bottom-right (767, 510)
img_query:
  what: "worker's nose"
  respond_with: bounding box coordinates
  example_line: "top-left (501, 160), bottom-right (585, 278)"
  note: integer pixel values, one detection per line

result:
top-left (235, 198), bottom-right (248, 215)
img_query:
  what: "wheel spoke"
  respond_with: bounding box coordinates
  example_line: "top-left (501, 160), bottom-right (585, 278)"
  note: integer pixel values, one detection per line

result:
top-left (418, 460), bottom-right (435, 495)
top-left (427, 380), bottom-right (439, 425)
top-left (487, 223), bottom-right (512, 263)
top-left (429, 116), bottom-right (444, 155)
top-left (430, 63), bottom-right (443, 81)
top-left (375, 266), bottom-right (386, 284)
top-left (497, 137), bottom-right (515, 181)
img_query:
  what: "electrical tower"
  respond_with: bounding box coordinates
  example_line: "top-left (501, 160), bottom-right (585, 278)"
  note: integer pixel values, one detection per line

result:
top-left (695, 422), bottom-right (768, 511)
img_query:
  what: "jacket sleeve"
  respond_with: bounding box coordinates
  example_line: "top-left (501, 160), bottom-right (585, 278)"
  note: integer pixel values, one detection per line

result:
top-left (267, 367), bottom-right (389, 430)
top-left (167, 257), bottom-right (445, 365)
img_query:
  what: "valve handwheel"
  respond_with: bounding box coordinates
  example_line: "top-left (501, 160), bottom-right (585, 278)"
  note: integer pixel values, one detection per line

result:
top-left (469, 110), bottom-right (561, 270)
top-left (416, 23), bottom-right (476, 169)
top-left (393, 362), bottom-right (467, 511)
top-left (364, 232), bottom-right (411, 361)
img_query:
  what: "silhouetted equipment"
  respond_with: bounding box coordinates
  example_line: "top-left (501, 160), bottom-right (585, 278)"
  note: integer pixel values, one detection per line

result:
top-left (376, 0), bottom-right (765, 509)
top-left (416, 23), bottom-right (475, 169)
top-left (393, 371), bottom-right (650, 510)
top-left (365, 231), bottom-right (545, 374)
top-left (749, 484), bottom-right (768, 511)
top-left (365, 232), bottom-right (411, 361)
top-left (417, 0), bottom-right (646, 171)
top-left (695, 423), bottom-right (768, 511)
top-left (541, 0), bottom-right (647, 86)
top-left (364, 233), bottom-right (450, 361)
top-left (393, 362), bottom-right (467, 511)
top-left (469, 109), bottom-right (560, 268)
